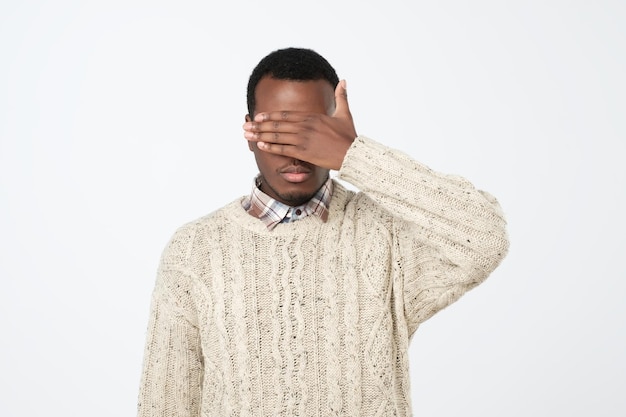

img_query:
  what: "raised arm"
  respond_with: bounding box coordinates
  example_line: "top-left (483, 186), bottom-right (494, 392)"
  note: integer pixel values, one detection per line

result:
top-left (338, 136), bottom-right (509, 333)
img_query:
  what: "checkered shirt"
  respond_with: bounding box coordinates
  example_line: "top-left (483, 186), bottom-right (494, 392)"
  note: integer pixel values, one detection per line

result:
top-left (242, 175), bottom-right (333, 230)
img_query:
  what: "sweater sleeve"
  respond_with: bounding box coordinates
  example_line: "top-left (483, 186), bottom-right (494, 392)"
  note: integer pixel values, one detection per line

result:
top-left (337, 136), bottom-right (509, 335)
top-left (137, 224), bottom-right (204, 417)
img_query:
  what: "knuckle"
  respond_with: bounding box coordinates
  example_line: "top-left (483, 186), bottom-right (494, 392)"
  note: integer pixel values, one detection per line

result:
top-left (273, 121), bottom-right (280, 129)
top-left (304, 114), bottom-right (319, 126)
top-left (281, 111), bottom-right (289, 120)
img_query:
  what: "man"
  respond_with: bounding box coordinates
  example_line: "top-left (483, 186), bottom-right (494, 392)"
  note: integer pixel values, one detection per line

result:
top-left (137, 47), bottom-right (509, 416)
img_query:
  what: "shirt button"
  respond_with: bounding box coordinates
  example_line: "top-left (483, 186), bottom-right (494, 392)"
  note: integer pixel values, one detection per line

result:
top-left (295, 209), bottom-right (302, 215)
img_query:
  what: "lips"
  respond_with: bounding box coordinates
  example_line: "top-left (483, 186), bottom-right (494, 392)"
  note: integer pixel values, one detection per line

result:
top-left (280, 165), bottom-right (312, 183)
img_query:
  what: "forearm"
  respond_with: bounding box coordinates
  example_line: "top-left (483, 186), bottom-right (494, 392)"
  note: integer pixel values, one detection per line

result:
top-left (337, 135), bottom-right (509, 273)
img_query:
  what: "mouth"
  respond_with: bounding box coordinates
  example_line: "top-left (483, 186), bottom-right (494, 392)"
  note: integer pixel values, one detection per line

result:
top-left (280, 166), bottom-right (312, 183)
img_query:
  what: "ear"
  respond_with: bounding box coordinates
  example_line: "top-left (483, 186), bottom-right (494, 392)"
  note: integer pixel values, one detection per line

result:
top-left (245, 114), bottom-right (255, 152)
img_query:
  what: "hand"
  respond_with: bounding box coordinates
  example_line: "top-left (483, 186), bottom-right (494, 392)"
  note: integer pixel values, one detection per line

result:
top-left (243, 79), bottom-right (357, 170)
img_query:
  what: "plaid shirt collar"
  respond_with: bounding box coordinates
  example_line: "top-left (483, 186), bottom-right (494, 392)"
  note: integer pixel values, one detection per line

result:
top-left (242, 175), bottom-right (333, 230)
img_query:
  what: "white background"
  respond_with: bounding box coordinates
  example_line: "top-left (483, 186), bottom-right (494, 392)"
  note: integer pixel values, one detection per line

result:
top-left (1, 1), bottom-right (624, 416)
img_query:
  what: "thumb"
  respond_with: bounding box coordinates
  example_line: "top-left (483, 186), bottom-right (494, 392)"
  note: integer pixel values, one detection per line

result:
top-left (333, 79), bottom-right (351, 119)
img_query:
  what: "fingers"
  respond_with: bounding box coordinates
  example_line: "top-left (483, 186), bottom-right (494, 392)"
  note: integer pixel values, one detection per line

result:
top-left (242, 116), bottom-right (307, 160)
top-left (333, 79), bottom-right (351, 119)
top-left (243, 118), bottom-right (301, 144)
top-left (244, 119), bottom-right (301, 134)
top-left (244, 130), bottom-right (299, 144)
top-left (252, 111), bottom-right (310, 123)
top-left (255, 141), bottom-right (290, 154)
top-left (243, 110), bottom-right (317, 142)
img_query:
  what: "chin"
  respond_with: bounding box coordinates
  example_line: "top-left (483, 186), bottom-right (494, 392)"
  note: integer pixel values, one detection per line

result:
top-left (277, 190), bottom-right (316, 206)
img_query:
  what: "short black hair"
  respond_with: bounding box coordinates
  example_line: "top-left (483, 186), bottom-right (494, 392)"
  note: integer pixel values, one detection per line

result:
top-left (246, 47), bottom-right (340, 117)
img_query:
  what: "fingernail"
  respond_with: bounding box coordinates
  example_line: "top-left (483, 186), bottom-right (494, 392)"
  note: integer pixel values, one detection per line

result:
top-left (244, 131), bottom-right (254, 139)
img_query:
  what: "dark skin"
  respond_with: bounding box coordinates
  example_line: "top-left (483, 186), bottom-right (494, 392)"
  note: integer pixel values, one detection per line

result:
top-left (243, 77), bottom-right (357, 206)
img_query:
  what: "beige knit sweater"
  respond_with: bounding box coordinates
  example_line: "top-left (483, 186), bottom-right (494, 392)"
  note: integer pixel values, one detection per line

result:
top-left (137, 136), bottom-right (509, 417)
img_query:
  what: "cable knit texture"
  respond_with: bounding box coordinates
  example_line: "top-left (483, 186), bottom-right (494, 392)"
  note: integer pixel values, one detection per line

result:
top-left (137, 136), bottom-right (509, 417)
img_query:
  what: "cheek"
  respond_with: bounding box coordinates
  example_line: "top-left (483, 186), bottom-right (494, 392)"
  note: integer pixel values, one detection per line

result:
top-left (316, 169), bottom-right (330, 182)
top-left (252, 150), bottom-right (265, 169)
top-left (253, 149), bottom-right (279, 173)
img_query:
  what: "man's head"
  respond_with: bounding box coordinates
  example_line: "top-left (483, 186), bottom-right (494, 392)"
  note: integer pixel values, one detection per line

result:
top-left (245, 48), bottom-right (340, 206)
top-left (246, 47), bottom-right (339, 118)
